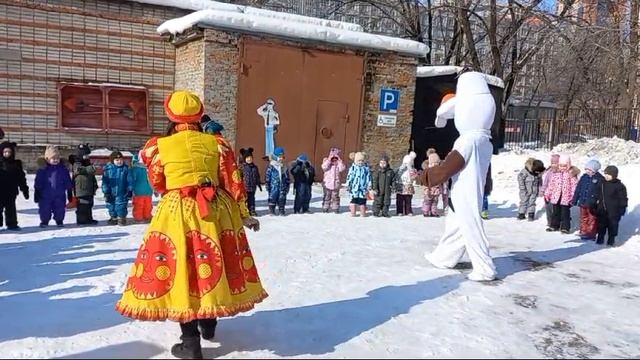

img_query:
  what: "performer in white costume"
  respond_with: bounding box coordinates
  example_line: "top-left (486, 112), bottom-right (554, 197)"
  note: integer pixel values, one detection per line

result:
top-left (422, 70), bottom-right (497, 281)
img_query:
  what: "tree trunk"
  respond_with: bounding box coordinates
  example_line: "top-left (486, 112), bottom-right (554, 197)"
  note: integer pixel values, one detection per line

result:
top-left (457, 0), bottom-right (481, 69)
top-left (426, 0), bottom-right (433, 64)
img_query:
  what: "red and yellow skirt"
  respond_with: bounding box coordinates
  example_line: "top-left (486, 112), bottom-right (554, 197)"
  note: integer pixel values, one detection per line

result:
top-left (116, 188), bottom-right (268, 322)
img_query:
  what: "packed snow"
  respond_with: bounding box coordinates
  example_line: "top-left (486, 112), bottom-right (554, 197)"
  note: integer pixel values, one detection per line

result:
top-left (131, 0), bottom-right (363, 31)
top-left (416, 66), bottom-right (506, 89)
top-left (89, 149), bottom-right (134, 158)
top-left (551, 137), bottom-right (640, 166)
top-left (1, 146), bottom-right (639, 358)
top-left (157, 10), bottom-right (428, 57)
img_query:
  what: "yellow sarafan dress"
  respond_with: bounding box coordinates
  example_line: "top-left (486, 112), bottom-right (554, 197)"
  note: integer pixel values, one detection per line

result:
top-left (116, 128), bottom-right (268, 322)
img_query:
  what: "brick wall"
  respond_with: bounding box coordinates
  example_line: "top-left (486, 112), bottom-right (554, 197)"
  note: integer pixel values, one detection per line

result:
top-left (0, 0), bottom-right (187, 150)
top-left (202, 30), bottom-right (241, 146)
top-left (174, 37), bottom-right (204, 99)
top-left (361, 53), bottom-right (417, 167)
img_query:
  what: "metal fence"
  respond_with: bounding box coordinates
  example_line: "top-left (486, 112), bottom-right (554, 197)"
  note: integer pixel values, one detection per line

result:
top-left (503, 107), bottom-right (639, 151)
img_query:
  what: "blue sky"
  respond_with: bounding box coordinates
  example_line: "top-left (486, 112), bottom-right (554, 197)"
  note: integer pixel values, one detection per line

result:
top-left (539, 0), bottom-right (557, 13)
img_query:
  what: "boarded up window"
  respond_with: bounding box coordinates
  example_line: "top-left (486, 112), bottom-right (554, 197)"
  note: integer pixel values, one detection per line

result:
top-left (59, 83), bottom-right (149, 133)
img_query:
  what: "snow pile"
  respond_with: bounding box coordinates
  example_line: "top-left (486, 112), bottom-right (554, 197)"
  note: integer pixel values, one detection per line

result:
top-left (132, 0), bottom-right (363, 31)
top-left (552, 137), bottom-right (640, 166)
top-left (416, 66), bottom-right (505, 89)
top-left (157, 10), bottom-right (428, 57)
top-left (90, 149), bottom-right (134, 158)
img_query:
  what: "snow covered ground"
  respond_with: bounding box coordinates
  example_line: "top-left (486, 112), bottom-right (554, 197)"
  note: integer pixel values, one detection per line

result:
top-left (1, 148), bottom-right (639, 359)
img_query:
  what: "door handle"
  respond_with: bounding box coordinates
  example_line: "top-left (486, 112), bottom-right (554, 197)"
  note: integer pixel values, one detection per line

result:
top-left (320, 127), bottom-right (333, 139)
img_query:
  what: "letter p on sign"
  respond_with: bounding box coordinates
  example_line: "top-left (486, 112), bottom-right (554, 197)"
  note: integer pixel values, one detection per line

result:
top-left (379, 89), bottom-right (400, 113)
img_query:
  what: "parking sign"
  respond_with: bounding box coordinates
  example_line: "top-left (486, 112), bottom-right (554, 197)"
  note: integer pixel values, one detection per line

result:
top-left (379, 88), bottom-right (400, 113)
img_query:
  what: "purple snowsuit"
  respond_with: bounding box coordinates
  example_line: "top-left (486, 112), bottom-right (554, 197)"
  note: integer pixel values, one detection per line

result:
top-left (35, 163), bottom-right (72, 224)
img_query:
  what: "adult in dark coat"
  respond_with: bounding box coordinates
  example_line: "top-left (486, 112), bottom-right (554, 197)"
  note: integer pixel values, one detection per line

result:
top-left (595, 166), bottom-right (628, 246)
top-left (0, 141), bottom-right (29, 230)
top-left (290, 154), bottom-right (315, 214)
top-left (372, 154), bottom-right (395, 217)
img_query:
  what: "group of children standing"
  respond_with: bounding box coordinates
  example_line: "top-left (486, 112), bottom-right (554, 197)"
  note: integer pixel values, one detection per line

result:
top-left (237, 146), bottom-right (449, 218)
top-left (0, 142), bottom-right (154, 230)
top-left (517, 153), bottom-right (628, 246)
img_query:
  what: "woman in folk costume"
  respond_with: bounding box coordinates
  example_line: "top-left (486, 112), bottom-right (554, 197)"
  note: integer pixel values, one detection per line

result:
top-left (421, 70), bottom-right (497, 282)
top-left (116, 91), bottom-right (267, 359)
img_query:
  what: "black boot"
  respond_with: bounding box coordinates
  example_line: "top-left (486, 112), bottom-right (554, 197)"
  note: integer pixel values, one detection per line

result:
top-left (527, 213), bottom-right (535, 222)
top-left (171, 336), bottom-right (203, 359)
top-left (268, 205), bottom-right (276, 216)
top-left (596, 233), bottom-right (605, 244)
top-left (606, 236), bottom-right (616, 247)
top-left (198, 318), bottom-right (217, 341)
top-left (517, 213), bottom-right (526, 220)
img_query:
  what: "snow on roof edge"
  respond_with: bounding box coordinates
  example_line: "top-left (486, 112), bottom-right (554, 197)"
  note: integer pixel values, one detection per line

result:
top-left (158, 10), bottom-right (428, 58)
top-left (416, 66), bottom-right (505, 88)
top-left (129, 0), bottom-right (363, 32)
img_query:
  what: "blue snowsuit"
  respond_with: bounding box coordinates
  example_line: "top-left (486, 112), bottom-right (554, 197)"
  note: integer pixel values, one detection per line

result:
top-left (128, 156), bottom-right (153, 196)
top-left (102, 163), bottom-right (132, 218)
top-left (265, 159), bottom-right (290, 212)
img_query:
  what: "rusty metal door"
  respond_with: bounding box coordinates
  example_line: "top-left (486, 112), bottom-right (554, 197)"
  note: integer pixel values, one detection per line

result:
top-left (236, 39), bottom-right (364, 180)
top-left (314, 101), bottom-right (348, 172)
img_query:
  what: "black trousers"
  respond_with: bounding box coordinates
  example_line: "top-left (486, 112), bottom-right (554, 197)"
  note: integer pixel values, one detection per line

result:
top-left (0, 195), bottom-right (18, 228)
top-left (396, 194), bottom-right (413, 215)
top-left (293, 184), bottom-right (312, 213)
top-left (246, 191), bottom-right (256, 212)
top-left (597, 214), bottom-right (620, 242)
top-left (544, 200), bottom-right (553, 226)
top-left (76, 196), bottom-right (95, 224)
top-left (180, 318), bottom-right (218, 338)
top-left (550, 204), bottom-right (571, 231)
top-left (373, 192), bottom-right (391, 215)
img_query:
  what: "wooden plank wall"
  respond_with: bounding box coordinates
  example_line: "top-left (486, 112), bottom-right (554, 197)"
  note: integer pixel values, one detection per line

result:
top-left (0, 0), bottom-right (187, 150)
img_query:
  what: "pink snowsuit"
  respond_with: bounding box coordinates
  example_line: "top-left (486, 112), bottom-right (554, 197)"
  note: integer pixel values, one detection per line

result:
top-left (422, 183), bottom-right (449, 217)
top-left (321, 148), bottom-right (346, 212)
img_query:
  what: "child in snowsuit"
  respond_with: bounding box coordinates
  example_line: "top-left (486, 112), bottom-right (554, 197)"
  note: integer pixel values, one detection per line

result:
top-left (395, 151), bottom-right (417, 216)
top-left (372, 154), bottom-right (395, 217)
top-left (321, 147), bottom-right (346, 213)
top-left (346, 151), bottom-right (371, 217)
top-left (595, 165), bottom-right (627, 246)
top-left (72, 143), bottom-right (98, 225)
top-left (102, 151), bottom-right (132, 225)
top-left (541, 154), bottom-right (560, 227)
top-left (422, 152), bottom-right (449, 217)
top-left (265, 146), bottom-right (290, 216)
top-left (0, 141), bottom-right (29, 230)
top-left (572, 159), bottom-right (604, 240)
top-left (517, 158), bottom-right (545, 221)
top-left (34, 146), bottom-right (72, 228)
top-left (128, 151), bottom-right (153, 223)
top-left (291, 154), bottom-right (315, 214)
top-left (544, 154), bottom-right (578, 234)
top-left (239, 147), bottom-right (262, 217)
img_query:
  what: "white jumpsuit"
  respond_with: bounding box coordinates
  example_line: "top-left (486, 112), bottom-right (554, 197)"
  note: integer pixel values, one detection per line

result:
top-left (425, 72), bottom-right (498, 281)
